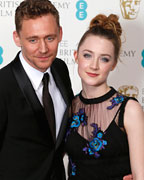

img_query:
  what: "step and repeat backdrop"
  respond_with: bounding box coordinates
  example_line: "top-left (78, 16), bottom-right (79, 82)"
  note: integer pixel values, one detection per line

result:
top-left (0, 0), bottom-right (144, 176)
top-left (0, 0), bottom-right (144, 109)
top-left (0, 0), bottom-right (144, 108)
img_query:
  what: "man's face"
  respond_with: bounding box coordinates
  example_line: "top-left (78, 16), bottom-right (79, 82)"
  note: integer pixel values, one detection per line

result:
top-left (120, 0), bottom-right (141, 19)
top-left (13, 14), bottom-right (62, 72)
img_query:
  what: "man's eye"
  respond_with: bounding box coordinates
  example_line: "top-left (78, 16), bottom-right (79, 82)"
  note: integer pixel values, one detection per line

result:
top-left (47, 37), bottom-right (54, 41)
top-left (29, 39), bottom-right (36, 43)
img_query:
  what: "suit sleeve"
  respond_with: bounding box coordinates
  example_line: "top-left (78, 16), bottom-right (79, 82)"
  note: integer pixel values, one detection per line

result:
top-left (0, 76), bottom-right (8, 150)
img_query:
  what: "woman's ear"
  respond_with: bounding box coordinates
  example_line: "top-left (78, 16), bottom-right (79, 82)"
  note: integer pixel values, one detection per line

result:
top-left (74, 50), bottom-right (78, 64)
top-left (111, 61), bottom-right (117, 71)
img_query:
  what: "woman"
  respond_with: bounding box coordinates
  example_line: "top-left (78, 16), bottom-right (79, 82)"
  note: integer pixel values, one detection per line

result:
top-left (65, 14), bottom-right (144, 179)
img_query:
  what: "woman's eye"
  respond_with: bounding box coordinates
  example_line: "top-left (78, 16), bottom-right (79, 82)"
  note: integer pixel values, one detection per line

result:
top-left (83, 53), bottom-right (92, 59)
top-left (100, 57), bottom-right (110, 62)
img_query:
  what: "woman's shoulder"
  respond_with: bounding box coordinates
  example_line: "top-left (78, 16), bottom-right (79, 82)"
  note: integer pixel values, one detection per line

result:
top-left (123, 96), bottom-right (144, 130)
top-left (125, 98), bottom-right (143, 116)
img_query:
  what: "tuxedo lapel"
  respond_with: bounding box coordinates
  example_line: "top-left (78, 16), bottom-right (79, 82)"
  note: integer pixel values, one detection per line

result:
top-left (55, 107), bottom-right (69, 149)
top-left (51, 61), bottom-right (70, 149)
top-left (11, 55), bottom-right (44, 121)
top-left (51, 66), bottom-right (70, 106)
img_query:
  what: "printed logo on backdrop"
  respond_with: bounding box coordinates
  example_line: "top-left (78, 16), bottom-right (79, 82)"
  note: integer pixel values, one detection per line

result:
top-left (0, 1), bottom-right (21, 17)
top-left (58, 40), bottom-right (75, 65)
top-left (120, 50), bottom-right (136, 58)
top-left (76, 0), bottom-right (87, 20)
top-left (0, 46), bottom-right (3, 65)
top-left (120, 0), bottom-right (141, 20)
top-left (52, 1), bottom-right (71, 9)
top-left (118, 85), bottom-right (139, 98)
top-left (141, 49), bottom-right (144, 68)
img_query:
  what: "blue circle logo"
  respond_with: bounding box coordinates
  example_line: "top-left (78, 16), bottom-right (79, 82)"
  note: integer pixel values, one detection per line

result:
top-left (76, 0), bottom-right (88, 20)
top-left (0, 46), bottom-right (3, 65)
top-left (141, 49), bottom-right (144, 68)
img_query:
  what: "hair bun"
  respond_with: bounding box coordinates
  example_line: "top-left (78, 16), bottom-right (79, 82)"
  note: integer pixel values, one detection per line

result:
top-left (89, 14), bottom-right (122, 37)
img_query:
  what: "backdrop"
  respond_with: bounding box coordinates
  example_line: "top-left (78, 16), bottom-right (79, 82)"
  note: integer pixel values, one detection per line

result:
top-left (0, 0), bottom-right (143, 107)
top-left (0, 0), bottom-right (144, 176)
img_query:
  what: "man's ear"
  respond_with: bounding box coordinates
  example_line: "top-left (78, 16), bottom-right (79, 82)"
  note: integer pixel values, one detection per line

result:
top-left (74, 50), bottom-right (78, 64)
top-left (58, 26), bottom-right (63, 42)
top-left (13, 31), bottom-right (21, 47)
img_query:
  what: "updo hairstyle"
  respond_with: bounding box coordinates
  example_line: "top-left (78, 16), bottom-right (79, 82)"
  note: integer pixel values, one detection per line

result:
top-left (77, 14), bottom-right (122, 61)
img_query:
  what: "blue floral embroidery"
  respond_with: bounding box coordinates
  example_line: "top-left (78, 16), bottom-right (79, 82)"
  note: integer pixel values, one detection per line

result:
top-left (69, 158), bottom-right (76, 176)
top-left (65, 108), bottom-right (87, 176)
top-left (70, 108), bottom-right (87, 128)
top-left (83, 123), bottom-right (107, 158)
top-left (70, 115), bottom-right (81, 128)
top-left (65, 108), bottom-right (87, 141)
top-left (107, 94), bottom-right (124, 110)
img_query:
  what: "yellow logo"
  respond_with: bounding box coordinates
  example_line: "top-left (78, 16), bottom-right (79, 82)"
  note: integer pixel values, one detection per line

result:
top-left (118, 85), bottom-right (139, 98)
top-left (120, 0), bottom-right (141, 20)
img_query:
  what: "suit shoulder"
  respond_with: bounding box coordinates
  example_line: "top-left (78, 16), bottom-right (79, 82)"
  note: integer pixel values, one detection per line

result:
top-left (0, 62), bottom-right (12, 77)
top-left (0, 61), bottom-right (15, 91)
top-left (53, 57), bottom-right (67, 66)
top-left (53, 58), bottom-right (69, 72)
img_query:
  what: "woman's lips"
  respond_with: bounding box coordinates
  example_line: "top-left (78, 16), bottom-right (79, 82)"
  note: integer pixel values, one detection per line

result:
top-left (86, 72), bottom-right (99, 77)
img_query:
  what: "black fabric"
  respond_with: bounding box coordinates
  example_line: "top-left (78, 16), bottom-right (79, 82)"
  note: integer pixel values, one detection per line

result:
top-left (0, 52), bottom-right (74, 180)
top-left (42, 73), bottom-right (56, 142)
top-left (65, 88), bottom-right (135, 180)
top-left (118, 97), bottom-right (138, 127)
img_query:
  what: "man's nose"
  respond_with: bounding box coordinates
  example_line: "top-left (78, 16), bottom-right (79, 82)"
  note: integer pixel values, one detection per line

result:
top-left (39, 40), bottom-right (48, 53)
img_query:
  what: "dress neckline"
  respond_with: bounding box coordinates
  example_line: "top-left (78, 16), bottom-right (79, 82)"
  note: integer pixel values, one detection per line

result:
top-left (79, 87), bottom-right (116, 104)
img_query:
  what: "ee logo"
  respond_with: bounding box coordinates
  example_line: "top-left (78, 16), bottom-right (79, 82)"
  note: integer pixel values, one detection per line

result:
top-left (76, 0), bottom-right (87, 21)
top-left (141, 49), bottom-right (144, 68)
top-left (0, 46), bottom-right (3, 65)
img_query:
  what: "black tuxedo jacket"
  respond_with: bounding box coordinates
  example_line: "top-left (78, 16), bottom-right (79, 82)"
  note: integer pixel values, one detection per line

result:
top-left (0, 52), bottom-right (74, 180)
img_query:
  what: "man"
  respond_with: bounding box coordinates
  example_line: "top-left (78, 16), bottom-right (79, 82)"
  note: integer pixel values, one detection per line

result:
top-left (0, 0), bottom-right (73, 179)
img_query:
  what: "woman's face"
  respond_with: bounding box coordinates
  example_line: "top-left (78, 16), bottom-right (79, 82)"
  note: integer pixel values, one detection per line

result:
top-left (74, 35), bottom-right (117, 89)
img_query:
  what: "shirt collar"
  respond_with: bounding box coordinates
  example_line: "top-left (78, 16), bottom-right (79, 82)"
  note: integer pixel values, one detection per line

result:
top-left (19, 52), bottom-right (51, 91)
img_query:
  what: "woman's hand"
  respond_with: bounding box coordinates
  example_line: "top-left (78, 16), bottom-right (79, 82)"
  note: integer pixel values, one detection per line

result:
top-left (123, 174), bottom-right (133, 180)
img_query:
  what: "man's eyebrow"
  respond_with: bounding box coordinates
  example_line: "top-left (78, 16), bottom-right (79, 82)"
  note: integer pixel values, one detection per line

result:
top-left (26, 34), bottom-right (57, 39)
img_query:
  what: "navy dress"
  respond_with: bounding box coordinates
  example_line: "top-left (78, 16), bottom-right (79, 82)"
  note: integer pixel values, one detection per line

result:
top-left (65, 87), bottom-right (136, 180)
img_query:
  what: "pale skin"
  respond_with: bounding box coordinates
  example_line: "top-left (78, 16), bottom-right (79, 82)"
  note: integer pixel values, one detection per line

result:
top-left (124, 100), bottom-right (144, 179)
top-left (13, 14), bottom-right (62, 72)
top-left (74, 35), bottom-right (144, 180)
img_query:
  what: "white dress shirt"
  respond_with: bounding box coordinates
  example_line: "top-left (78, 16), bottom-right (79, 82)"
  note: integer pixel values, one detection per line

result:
top-left (19, 52), bottom-right (66, 138)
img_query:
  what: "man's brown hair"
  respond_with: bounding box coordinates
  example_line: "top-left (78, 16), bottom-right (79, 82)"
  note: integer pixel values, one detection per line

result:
top-left (15, 0), bottom-right (60, 33)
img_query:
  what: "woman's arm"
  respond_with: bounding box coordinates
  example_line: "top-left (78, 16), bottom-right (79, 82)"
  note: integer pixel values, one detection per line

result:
top-left (124, 99), bottom-right (144, 180)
